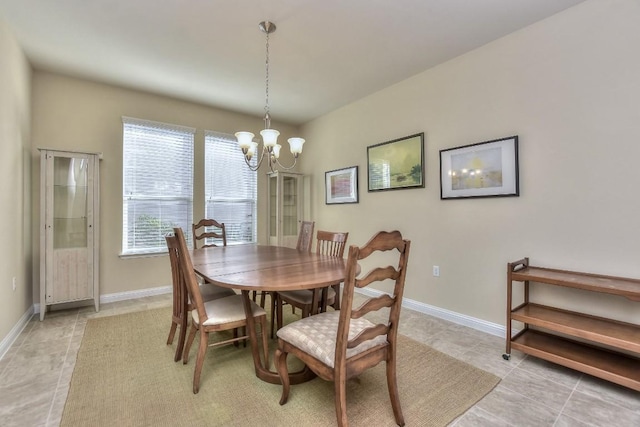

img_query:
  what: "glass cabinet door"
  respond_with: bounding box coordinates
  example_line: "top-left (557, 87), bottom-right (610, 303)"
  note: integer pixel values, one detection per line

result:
top-left (269, 174), bottom-right (278, 241)
top-left (53, 156), bottom-right (89, 249)
top-left (281, 174), bottom-right (299, 239)
top-left (267, 171), bottom-right (304, 247)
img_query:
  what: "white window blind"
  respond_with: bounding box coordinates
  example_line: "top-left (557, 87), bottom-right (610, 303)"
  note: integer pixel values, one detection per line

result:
top-left (204, 131), bottom-right (257, 245)
top-left (122, 117), bottom-right (195, 255)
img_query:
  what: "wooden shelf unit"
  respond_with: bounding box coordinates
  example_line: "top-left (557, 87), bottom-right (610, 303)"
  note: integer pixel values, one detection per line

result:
top-left (504, 257), bottom-right (640, 391)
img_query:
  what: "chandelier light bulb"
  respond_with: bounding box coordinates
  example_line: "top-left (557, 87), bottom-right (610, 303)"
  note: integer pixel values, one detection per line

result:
top-left (235, 132), bottom-right (255, 150)
top-left (260, 129), bottom-right (280, 148)
top-left (272, 144), bottom-right (282, 159)
top-left (288, 137), bottom-right (305, 155)
top-left (247, 141), bottom-right (258, 159)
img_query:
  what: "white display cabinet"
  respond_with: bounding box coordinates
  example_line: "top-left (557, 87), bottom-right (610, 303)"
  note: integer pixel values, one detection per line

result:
top-left (39, 149), bottom-right (101, 320)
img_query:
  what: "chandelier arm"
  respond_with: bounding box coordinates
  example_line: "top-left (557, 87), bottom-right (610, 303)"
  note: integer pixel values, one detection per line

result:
top-left (244, 145), bottom-right (270, 172)
top-left (243, 156), bottom-right (260, 172)
top-left (273, 156), bottom-right (298, 171)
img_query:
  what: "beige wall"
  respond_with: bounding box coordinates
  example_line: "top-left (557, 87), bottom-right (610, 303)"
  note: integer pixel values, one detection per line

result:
top-left (300, 0), bottom-right (640, 326)
top-left (0, 19), bottom-right (32, 343)
top-left (30, 72), bottom-right (300, 301)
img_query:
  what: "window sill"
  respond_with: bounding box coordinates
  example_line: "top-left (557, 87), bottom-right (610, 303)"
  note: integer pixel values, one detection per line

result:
top-left (118, 251), bottom-right (167, 259)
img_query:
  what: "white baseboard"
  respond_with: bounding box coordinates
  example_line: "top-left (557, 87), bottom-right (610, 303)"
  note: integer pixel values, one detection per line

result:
top-left (355, 288), bottom-right (506, 338)
top-left (99, 285), bottom-right (172, 304)
top-left (55, 286), bottom-right (506, 339)
top-left (7, 285), bottom-right (504, 363)
top-left (33, 285), bottom-right (172, 315)
top-left (0, 306), bottom-right (34, 360)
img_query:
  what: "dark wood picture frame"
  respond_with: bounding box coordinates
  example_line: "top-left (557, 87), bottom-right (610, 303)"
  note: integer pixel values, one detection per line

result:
top-left (325, 166), bottom-right (359, 204)
top-left (367, 133), bottom-right (425, 192)
top-left (440, 135), bottom-right (519, 200)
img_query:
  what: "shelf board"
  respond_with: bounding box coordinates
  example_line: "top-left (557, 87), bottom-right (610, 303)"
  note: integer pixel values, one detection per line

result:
top-left (511, 330), bottom-right (640, 391)
top-left (512, 303), bottom-right (640, 353)
top-left (511, 266), bottom-right (640, 300)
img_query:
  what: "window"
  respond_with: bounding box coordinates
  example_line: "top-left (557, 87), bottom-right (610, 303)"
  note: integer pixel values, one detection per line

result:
top-left (204, 131), bottom-right (257, 244)
top-left (122, 117), bottom-right (194, 255)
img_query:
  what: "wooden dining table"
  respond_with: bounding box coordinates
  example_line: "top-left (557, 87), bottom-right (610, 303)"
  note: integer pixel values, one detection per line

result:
top-left (189, 244), bottom-right (348, 384)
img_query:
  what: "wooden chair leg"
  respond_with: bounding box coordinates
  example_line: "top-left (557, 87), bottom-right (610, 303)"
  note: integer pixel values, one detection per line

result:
top-left (174, 315), bottom-right (188, 362)
top-left (275, 347), bottom-right (290, 405)
top-left (270, 292), bottom-right (277, 339)
top-left (334, 373), bottom-right (348, 427)
top-left (386, 349), bottom-right (405, 426)
top-left (276, 294), bottom-right (285, 333)
top-left (260, 291), bottom-right (267, 308)
top-left (167, 321), bottom-right (177, 345)
top-left (182, 323), bottom-right (198, 365)
top-left (192, 329), bottom-right (208, 394)
top-left (332, 283), bottom-right (341, 310)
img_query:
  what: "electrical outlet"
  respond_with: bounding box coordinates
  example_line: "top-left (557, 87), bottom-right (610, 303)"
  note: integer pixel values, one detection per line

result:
top-left (12, 277), bottom-right (16, 291)
top-left (432, 266), bottom-right (440, 277)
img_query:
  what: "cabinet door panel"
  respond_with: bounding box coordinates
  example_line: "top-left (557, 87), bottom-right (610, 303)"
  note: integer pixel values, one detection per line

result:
top-left (51, 248), bottom-right (90, 302)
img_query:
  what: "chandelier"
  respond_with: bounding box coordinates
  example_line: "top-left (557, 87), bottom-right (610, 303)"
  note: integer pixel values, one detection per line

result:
top-left (235, 21), bottom-right (305, 172)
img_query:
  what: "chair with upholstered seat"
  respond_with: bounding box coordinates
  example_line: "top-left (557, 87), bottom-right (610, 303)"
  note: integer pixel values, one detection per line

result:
top-left (272, 230), bottom-right (348, 336)
top-left (255, 220), bottom-right (316, 311)
top-left (173, 227), bottom-right (269, 394)
top-left (275, 230), bottom-right (411, 426)
top-left (192, 218), bottom-right (227, 249)
top-left (296, 220), bottom-right (315, 253)
top-left (191, 218), bottom-right (235, 288)
top-left (165, 233), bottom-right (236, 362)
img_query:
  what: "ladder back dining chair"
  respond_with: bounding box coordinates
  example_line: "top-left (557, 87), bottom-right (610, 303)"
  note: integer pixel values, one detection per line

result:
top-left (192, 218), bottom-right (227, 249)
top-left (165, 233), bottom-right (235, 362)
top-left (274, 230), bottom-right (411, 426)
top-left (173, 227), bottom-right (269, 394)
top-left (272, 230), bottom-right (349, 336)
top-left (255, 220), bottom-right (317, 311)
top-left (296, 220), bottom-right (315, 253)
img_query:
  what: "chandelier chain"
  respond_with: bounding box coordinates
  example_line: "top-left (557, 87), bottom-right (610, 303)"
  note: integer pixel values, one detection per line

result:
top-left (264, 30), bottom-right (270, 119)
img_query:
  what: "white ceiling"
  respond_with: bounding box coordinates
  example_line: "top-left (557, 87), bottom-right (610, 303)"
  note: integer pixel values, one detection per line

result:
top-left (0, 0), bottom-right (585, 125)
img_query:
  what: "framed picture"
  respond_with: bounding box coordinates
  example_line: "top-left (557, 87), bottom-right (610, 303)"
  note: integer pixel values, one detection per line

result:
top-left (325, 166), bottom-right (359, 204)
top-left (367, 133), bottom-right (425, 192)
top-left (440, 135), bottom-right (519, 200)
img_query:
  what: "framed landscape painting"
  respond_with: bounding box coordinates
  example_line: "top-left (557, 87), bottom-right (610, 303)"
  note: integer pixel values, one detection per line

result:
top-left (325, 166), bottom-right (359, 204)
top-left (367, 133), bottom-right (425, 192)
top-left (439, 135), bottom-right (519, 200)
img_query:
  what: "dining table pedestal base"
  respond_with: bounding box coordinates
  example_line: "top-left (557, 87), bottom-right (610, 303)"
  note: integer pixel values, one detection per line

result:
top-left (242, 290), bottom-right (317, 385)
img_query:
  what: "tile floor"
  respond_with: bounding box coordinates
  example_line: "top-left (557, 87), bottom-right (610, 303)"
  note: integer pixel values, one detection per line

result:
top-left (1, 293), bottom-right (638, 426)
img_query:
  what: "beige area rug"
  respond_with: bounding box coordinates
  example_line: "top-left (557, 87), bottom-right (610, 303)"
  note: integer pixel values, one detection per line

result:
top-left (61, 307), bottom-right (499, 426)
